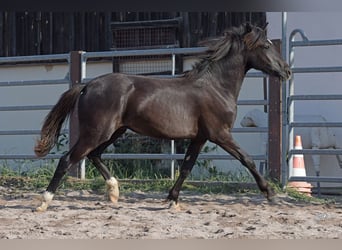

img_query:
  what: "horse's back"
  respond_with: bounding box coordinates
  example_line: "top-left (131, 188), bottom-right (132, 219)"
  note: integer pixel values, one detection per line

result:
top-left (77, 73), bottom-right (134, 130)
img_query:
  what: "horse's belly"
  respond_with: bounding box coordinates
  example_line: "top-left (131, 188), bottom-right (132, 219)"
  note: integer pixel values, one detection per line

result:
top-left (127, 110), bottom-right (198, 139)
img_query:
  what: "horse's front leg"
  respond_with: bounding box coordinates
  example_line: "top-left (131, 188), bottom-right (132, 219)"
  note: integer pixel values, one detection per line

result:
top-left (167, 138), bottom-right (206, 208)
top-left (210, 131), bottom-right (276, 201)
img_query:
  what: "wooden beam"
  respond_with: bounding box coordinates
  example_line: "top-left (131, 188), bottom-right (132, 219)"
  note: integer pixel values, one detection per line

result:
top-left (268, 39), bottom-right (282, 181)
top-left (68, 51), bottom-right (83, 178)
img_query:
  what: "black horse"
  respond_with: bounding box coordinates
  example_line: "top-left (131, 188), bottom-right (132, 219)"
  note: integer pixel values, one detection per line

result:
top-left (35, 23), bottom-right (291, 211)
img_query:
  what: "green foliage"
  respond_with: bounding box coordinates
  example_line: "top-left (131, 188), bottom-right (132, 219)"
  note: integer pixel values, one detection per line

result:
top-left (285, 186), bottom-right (326, 203)
top-left (101, 134), bottom-right (181, 179)
top-left (0, 164), bottom-right (16, 177)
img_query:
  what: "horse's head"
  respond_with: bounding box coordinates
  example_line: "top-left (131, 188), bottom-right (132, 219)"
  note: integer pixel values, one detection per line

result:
top-left (242, 23), bottom-right (292, 80)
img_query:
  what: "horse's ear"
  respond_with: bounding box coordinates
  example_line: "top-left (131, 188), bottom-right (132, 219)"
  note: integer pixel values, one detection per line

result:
top-left (244, 22), bottom-right (253, 33)
top-left (262, 22), bottom-right (269, 31)
top-left (243, 27), bottom-right (262, 50)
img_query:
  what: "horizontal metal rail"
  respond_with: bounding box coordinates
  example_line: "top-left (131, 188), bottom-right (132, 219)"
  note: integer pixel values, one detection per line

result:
top-left (0, 105), bottom-right (54, 112)
top-left (289, 176), bottom-right (342, 183)
top-left (0, 130), bottom-right (42, 136)
top-left (237, 100), bottom-right (268, 105)
top-left (289, 29), bottom-right (342, 48)
top-left (0, 129), bottom-right (69, 136)
top-left (289, 94), bottom-right (342, 101)
top-left (289, 148), bottom-right (342, 156)
top-left (0, 128), bottom-right (266, 136)
top-left (84, 47), bottom-right (208, 59)
top-left (290, 122), bottom-right (342, 128)
top-left (0, 53), bottom-right (69, 63)
top-left (0, 79), bottom-right (69, 87)
top-left (0, 154), bottom-right (64, 160)
top-left (101, 153), bottom-right (267, 161)
top-left (290, 39), bottom-right (342, 47)
top-left (292, 66), bottom-right (342, 73)
top-left (0, 153), bottom-right (267, 161)
top-left (231, 127), bottom-right (267, 133)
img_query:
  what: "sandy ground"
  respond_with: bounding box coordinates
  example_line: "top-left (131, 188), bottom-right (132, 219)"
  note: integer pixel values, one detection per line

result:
top-left (0, 186), bottom-right (342, 239)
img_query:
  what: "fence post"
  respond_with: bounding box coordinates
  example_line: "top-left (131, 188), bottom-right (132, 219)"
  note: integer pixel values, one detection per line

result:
top-left (268, 39), bottom-right (282, 181)
top-left (69, 51), bottom-right (85, 178)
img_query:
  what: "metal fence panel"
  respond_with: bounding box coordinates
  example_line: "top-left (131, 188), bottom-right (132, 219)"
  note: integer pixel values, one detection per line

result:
top-left (286, 29), bottom-right (342, 186)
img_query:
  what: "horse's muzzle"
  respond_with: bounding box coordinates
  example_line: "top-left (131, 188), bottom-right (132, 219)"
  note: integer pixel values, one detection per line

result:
top-left (285, 66), bottom-right (292, 80)
top-left (280, 65), bottom-right (292, 80)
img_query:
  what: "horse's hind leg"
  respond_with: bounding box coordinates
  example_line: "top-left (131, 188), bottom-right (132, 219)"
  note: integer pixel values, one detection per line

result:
top-left (36, 141), bottom-right (94, 212)
top-left (87, 127), bottom-right (127, 204)
top-left (211, 132), bottom-right (275, 201)
top-left (36, 154), bottom-right (73, 212)
top-left (167, 138), bottom-right (206, 207)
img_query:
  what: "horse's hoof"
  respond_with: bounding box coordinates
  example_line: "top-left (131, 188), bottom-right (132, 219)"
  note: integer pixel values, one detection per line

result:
top-left (105, 191), bottom-right (119, 204)
top-left (106, 177), bottom-right (119, 204)
top-left (35, 207), bottom-right (46, 212)
top-left (264, 187), bottom-right (277, 201)
top-left (35, 191), bottom-right (54, 212)
top-left (107, 194), bottom-right (119, 204)
top-left (168, 200), bottom-right (181, 211)
top-left (35, 203), bottom-right (48, 212)
top-left (267, 194), bottom-right (280, 205)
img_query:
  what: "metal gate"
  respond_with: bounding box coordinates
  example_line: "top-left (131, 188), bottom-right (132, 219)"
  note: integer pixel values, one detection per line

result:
top-left (285, 29), bottom-right (342, 190)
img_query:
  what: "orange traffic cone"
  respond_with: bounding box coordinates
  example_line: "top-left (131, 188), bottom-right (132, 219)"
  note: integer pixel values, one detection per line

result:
top-left (287, 135), bottom-right (313, 197)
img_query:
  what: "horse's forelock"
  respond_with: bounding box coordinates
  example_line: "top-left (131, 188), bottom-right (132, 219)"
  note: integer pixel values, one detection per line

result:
top-left (243, 26), bottom-right (264, 50)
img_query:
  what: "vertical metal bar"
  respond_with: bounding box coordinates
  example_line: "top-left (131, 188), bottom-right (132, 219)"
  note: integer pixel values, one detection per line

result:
top-left (281, 12), bottom-right (288, 187)
top-left (171, 53), bottom-right (176, 180)
top-left (79, 52), bottom-right (86, 179)
top-left (288, 26), bottom-right (296, 182)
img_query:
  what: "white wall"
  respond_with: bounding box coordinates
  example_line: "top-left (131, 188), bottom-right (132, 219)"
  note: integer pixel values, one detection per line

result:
top-left (0, 61), bottom-right (113, 156)
top-left (0, 63), bottom-right (69, 155)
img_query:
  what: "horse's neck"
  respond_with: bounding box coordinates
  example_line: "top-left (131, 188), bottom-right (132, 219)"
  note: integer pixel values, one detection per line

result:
top-left (210, 56), bottom-right (246, 99)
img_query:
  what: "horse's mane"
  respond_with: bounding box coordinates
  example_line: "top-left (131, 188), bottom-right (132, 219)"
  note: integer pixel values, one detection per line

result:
top-left (185, 23), bottom-right (265, 79)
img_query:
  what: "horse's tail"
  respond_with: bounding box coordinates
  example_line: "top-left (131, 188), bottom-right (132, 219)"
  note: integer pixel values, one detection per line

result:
top-left (34, 84), bottom-right (84, 157)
